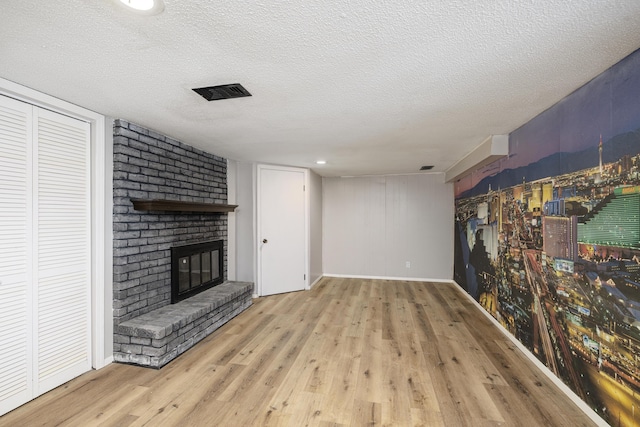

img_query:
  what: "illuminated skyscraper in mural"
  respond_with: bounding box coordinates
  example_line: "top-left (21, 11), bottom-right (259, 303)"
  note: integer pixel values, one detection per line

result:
top-left (542, 183), bottom-right (553, 207)
top-left (543, 216), bottom-right (578, 261)
top-left (531, 183), bottom-right (542, 211)
top-left (599, 134), bottom-right (603, 174)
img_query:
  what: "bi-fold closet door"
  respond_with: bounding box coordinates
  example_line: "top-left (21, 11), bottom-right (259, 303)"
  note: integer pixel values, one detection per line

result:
top-left (0, 95), bottom-right (92, 416)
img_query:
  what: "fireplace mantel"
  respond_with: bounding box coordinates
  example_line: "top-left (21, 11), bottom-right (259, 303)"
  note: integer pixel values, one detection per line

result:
top-left (131, 199), bottom-right (238, 213)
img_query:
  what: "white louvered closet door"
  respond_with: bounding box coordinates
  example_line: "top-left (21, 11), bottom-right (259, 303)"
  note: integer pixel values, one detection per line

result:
top-left (0, 95), bottom-right (91, 416)
top-left (0, 94), bottom-right (33, 415)
top-left (34, 108), bottom-right (91, 395)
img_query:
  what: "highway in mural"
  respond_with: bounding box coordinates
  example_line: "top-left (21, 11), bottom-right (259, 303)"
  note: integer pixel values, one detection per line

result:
top-left (454, 49), bottom-right (640, 426)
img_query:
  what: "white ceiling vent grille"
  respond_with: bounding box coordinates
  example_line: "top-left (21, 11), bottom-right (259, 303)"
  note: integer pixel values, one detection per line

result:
top-left (192, 84), bottom-right (252, 101)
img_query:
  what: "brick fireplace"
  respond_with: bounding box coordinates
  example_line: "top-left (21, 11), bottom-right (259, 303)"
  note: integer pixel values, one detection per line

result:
top-left (112, 120), bottom-right (252, 367)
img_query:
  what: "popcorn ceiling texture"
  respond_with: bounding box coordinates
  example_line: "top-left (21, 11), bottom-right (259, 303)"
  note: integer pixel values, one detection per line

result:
top-left (2, 2), bottom-right (640, 177)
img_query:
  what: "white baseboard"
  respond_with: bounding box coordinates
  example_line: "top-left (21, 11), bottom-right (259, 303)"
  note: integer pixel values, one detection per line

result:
top-left (322, 273), bottom-right (451, 283)
top-left (452, 281), bottom-right (606, 427)
top-left (308, 275), bottom-right (324, 289)
top-left (98, 356), bottom-right (113, 369)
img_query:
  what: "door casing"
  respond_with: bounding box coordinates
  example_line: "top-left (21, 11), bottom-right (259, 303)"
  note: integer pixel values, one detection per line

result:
top-left (256, 164), bottom-right (309, 296)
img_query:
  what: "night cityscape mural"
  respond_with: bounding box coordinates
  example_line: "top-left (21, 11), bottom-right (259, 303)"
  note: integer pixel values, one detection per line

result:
top-left (454, 49), bottom-right (640, 426)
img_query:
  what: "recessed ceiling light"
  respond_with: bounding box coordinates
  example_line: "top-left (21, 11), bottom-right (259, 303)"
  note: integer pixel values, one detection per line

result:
top-left (316, 160), bottom-right (327, 165)
top-left (117, 0), bottom-right (164, 14)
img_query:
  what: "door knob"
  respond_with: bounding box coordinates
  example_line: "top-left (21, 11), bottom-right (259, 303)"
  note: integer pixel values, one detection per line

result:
top-left (263, 239), bottom-right (268, 244)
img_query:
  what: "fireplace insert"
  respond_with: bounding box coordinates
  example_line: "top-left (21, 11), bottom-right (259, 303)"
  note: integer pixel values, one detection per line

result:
top-left (171, 240), bottom-right (224, 303)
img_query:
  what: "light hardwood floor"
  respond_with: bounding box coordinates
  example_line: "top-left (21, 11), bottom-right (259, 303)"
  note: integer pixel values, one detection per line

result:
top-left (0, 277), bottom-right (598, 426)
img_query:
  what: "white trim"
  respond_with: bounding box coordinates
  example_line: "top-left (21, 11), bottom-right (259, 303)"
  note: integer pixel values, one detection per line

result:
top-left (304, 170), bottom-right (311, 290)
top-left (256, 163), bottom-right (263, 296)
top-left (0, 79), bottom-right (100, 122)
top-left (95, 118), bottom-right (113, 368)
top-left (256, 164), bottom-right (309, 297)
top-left (252, 163), bottom-right (258, 288)
top-left (0, 77), bottom-right (110, 369)
top-left (309, 275), bottom-right (324, 289)
top-left (91, 113), bottom-right (106, 369)
top-left (453, 280), bottom-right (607, 427)
top-left (323, 273), bottom-right (451, 283)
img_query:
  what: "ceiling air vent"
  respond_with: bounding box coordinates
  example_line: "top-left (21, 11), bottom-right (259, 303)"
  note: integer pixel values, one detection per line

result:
top-left (420, 165), bottom-right (434, 171)
top-left (192, 83), bottom-right (252, 101)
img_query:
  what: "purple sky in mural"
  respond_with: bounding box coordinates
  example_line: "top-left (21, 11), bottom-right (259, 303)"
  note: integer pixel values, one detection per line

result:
top-left (456, 48), bottom-right (640, 196)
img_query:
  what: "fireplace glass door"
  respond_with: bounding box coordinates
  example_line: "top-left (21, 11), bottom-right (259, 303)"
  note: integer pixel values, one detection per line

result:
top-left (171, 240), bottom-right (223, 303)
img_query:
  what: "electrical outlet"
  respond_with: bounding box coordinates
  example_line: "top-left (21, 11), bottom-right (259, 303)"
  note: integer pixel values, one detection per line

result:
top-left (405, 261), bottom-right (411, 268)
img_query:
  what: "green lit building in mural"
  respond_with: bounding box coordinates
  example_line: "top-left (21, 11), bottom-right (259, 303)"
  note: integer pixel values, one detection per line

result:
top-left (578, 185), bottom-right (640, 249)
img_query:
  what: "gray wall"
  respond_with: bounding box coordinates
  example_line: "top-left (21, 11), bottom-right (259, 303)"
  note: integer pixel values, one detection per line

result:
top-left (322, 173), bottom-right (453, 280)
top-left (112, 120), bottom-right (228, 324)
top-left (309, 170), bottom-right (323, 285)
top-left (234, 161), bottom-right (256, 286)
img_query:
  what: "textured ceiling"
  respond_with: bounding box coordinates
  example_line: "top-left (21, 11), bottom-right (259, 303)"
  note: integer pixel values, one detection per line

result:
top-left (2, 1), bottom-right (640, 177)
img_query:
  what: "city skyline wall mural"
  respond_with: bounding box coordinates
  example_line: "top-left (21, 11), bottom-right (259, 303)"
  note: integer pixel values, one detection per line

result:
top-left (454, 48), bottom-right (640, 426)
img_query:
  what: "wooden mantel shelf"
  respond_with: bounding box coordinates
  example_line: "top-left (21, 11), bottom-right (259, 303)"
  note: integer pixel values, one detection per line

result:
top-left (131, 199), bottom-right (238, 213)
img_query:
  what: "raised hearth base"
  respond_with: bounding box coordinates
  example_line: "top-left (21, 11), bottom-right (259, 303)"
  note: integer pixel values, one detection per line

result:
top-left (114, 281), bottom-right (253, 368)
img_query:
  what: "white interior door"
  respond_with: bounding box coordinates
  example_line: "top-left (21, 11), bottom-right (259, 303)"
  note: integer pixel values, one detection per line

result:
top-left (258, 165), bottom-right (307, 296)
top-left (0, 95), bottom-right (91, 416)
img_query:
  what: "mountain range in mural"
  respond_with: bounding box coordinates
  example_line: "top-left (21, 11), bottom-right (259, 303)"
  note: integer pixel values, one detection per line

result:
top-left (460, 128), bottom-right (640, 198)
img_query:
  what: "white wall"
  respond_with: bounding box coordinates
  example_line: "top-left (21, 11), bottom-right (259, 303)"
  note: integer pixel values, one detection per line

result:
top-left (227, 160), bottom-right (237, 280)
top-left (233, 162), bottom-right (256, 286)
top-left (309, 170), bottom-right (323, 286)
top-left (323, 173), bottom-right (453, 280)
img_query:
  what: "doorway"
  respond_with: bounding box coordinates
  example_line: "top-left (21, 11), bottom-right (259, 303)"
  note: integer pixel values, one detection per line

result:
top-left (257, 165), bottom-right (308, 296)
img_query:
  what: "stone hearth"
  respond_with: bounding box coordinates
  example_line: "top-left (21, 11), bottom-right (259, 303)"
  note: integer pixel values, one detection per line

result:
top-left (114, 281), bottom-right (253, 368)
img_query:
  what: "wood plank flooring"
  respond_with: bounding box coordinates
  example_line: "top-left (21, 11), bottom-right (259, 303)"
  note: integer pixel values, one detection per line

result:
top-left (0, 278), bottom-right (598, 426)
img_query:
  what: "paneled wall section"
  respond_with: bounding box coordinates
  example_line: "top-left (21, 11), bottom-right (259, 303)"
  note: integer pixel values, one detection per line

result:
top-left (322, 174), bottom-right (453, 280)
